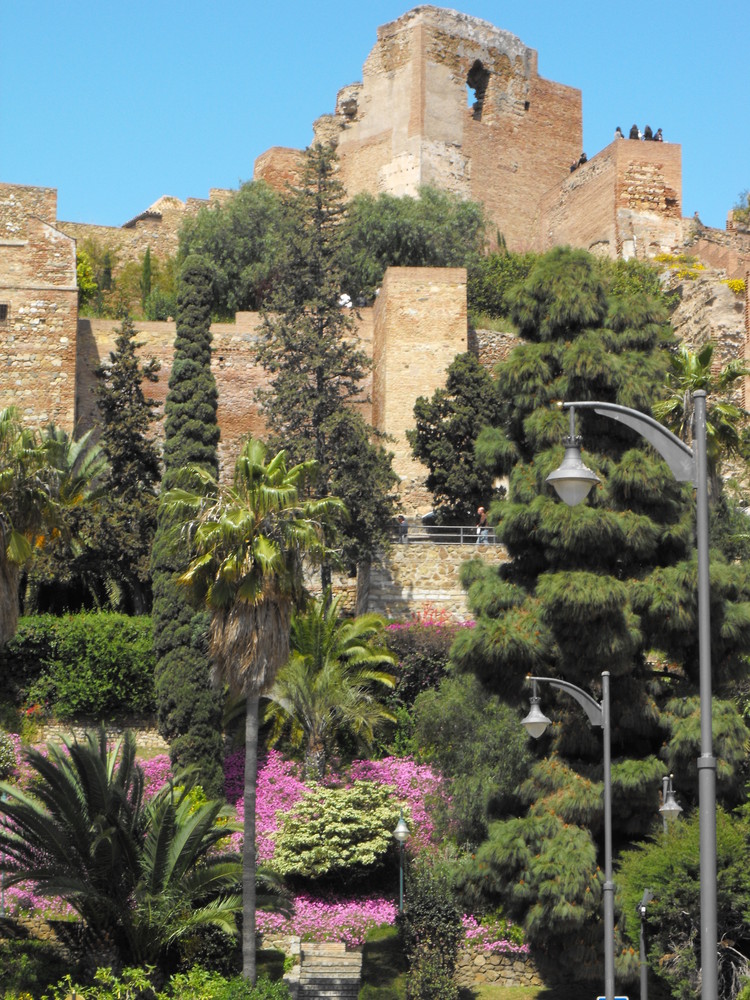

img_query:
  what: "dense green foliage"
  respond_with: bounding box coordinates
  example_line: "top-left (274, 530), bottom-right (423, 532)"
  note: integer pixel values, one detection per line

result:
top-left (385, 620), bottom-right (456, 708)
top-left (409, 352), bottom-right (503, 522)
top-left (412, 674), bottom-right (532, 845)
top-left (653, 342), bottom-right (750, 495)
top-left (265, 593), bottom-right (396, 779)
top-left (0, 407), bottom-right (60, 644)
top-left (179, 181), bottom-right (288, 317)
top-left (341, 186), bottom-right (486, 302)
top-left (0, 729), bottom-right (241, 970)
top-left (151, 256), bottom-right (224, 794)
top-left (618, 809), bottom-right (750, 1000)
top-left (271, 781), bottom-right (399, 882)
top-left (39, 966), bottom-right (291, 1000)
top-left (256, 143), bottom-right (396, 572)
top-left (467, 249), bottom-right (536, 321)
top-left (398, 861), bottom-right (462, 1000)
top-left (0, 612), bottom-right (156, 717)
top-left (449, 246), bottom-right (750, 983)
top-left (22, 425), bottom-right (109, 613)
top-left (90, 314), bottom-right (162, 612)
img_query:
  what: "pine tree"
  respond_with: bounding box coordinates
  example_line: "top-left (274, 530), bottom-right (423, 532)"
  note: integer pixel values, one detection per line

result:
top-left (151, 256), bottom-right (224, 795)
top-left (451, 247), bottom-right (750, 983)
top-left (409, 352), bottom-right (503, 522)
top-left (256, 143), bottom-right (396, 575)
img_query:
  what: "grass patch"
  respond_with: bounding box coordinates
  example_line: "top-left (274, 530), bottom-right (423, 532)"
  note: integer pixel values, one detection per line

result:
top-left (359, 924), bottom-right (407, 999)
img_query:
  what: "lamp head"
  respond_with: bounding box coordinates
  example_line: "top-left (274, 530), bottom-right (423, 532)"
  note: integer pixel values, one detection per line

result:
top-left (546, 440), bottom-right (601, 506)
top-left (659, 775), bottom-right (683, 822)
top-left (393, 813), bottom-right (410, 844)
top-left (521, 695), bottom-right (552, 739)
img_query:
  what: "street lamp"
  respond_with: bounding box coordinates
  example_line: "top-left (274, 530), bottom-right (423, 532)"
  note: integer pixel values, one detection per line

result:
top-left (522, 672), bottom-right (615, 1000)
top-left (636, 889), bottom-right (654, 1000)
top-left (660, 773), bottom-right (683, 833)
top-left (545, 393), bottom-right (716, 1000)
top-left (393, 812), bottom-right (410, 914)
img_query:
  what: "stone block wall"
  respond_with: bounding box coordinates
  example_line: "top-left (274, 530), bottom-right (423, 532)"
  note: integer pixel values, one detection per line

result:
top-left (0, 185), bottom-right (78, 429)
top-left (372, 266), bottom-right (467, 501)
top-left (537, 139), bottom-right (683, 258)
top-left (454, 948), bottom-right (543, 989)
top-left (59, 189), bottom-right (233, 266)
top-left (368, 542), bottom-right (508, 620)
top-left (77, 266), bottom-right (464, 487)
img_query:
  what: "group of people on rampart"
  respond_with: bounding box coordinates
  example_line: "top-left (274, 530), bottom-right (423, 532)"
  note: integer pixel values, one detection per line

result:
top-left (616, 124), bottom-right (663, 141)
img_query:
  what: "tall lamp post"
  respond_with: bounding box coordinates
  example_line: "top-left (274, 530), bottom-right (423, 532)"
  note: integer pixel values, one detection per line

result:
top-left (522, 671), bottom-right (614, 1000)
top-left (545, 393), bottom-right (716, 1000)
top-left (393, 812), bottom-right (410, 914)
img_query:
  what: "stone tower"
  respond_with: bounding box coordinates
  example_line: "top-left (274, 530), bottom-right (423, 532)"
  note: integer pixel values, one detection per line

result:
top-left (259, 6), bottom-right (583, 250)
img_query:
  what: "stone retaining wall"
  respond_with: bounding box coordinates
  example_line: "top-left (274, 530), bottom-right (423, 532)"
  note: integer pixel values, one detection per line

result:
top-left (455, 947), bottom-right (543, 989)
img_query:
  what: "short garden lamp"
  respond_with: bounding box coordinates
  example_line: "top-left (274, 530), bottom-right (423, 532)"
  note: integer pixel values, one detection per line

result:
top-left (659, 774), bottom-right (683, 832)
top-left (393, 812), bottom-right (410, 914)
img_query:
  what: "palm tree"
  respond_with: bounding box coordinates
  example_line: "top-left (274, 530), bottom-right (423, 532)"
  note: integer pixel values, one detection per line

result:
top-left (265, 592), bottom-right (396, 780)
top-left (653, 343), bottom-right (750, 495)
top-left (0, 407), bottom-right (56, 641)
top-left (23, 425), bottom-right (111, 611)
top-left (0, 728), bottom-right (241, 968)
top-left (164, 436), bottom-right (343, 982)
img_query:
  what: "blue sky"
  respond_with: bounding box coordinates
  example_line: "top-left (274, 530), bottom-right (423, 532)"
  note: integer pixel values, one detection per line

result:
top-left (2, 1), bottom-right (747, 231)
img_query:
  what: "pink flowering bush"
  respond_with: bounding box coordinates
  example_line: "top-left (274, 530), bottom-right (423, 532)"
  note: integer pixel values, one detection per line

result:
top-left (141, 754), bottom-right (172, 800)
top-left (461, 914), bottom-right (528, 954)
top-left (258, 892), bottom-right (398, 947)
top-left (349, 756), bottom-right (445, 850)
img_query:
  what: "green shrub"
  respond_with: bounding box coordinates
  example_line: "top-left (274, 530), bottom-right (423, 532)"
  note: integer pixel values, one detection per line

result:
top-left (4, 612), bottom-right (156, 718)
top-left (0, 937), bottom-right (71, 999)
top-left (0, 729), bottom-right (17, 778)
top-left (398, 860), bottom-right (462, 998)
top-left (271, 781), bottom-right (400, 881)
top-left (405, 954), bottom-right (458, 1000)
top-left (40, 967), bottom-right (291, 1000)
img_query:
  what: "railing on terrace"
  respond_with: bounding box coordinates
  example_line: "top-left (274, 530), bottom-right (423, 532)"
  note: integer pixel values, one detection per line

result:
top-left (392, 523), bottom-right (499, 545)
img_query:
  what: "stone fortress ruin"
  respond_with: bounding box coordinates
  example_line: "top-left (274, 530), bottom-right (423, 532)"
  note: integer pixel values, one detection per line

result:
top-left (1, 5), bottom-right (748, 511)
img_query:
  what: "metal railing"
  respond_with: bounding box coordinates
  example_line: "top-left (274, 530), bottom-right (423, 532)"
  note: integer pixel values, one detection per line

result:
top-left (392, 523), bottom-right (498, 545)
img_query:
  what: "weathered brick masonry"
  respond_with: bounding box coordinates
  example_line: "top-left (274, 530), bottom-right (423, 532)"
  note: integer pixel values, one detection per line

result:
top-left (0, 184), bottom-right (78, 428)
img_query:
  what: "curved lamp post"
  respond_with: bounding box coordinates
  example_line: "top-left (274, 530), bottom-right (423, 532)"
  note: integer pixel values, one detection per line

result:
top-left (393, 812), bottom-right (410, 914)
top-left (522, 672), bottom-right (614, 1000)
top-left (545, 393), bottom-right (716, 1000)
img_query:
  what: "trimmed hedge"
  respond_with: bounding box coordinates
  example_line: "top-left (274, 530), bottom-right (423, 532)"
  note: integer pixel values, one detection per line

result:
top-left (0, 612), bottom-right (156, 718)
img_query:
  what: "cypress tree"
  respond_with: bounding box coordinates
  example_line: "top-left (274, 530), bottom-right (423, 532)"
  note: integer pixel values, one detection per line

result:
top-left (452, 247), bottom-right (750, 983)
top-left (151, 256), bottom-right (224, 794)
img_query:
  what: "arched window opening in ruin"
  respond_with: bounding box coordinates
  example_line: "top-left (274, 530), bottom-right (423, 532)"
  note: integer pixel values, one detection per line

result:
top-left (466, 60), bottom-right (490, 121)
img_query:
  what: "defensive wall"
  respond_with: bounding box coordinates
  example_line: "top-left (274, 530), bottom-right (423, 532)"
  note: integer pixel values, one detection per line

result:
top-left (535, 137), bottom-right (684, 259)
top-left (57, 190), bottom-right (233, 268)
top-left (74, 268), bottom-right (466, 504)
top-left (0, 183), bottom-right (78, 428)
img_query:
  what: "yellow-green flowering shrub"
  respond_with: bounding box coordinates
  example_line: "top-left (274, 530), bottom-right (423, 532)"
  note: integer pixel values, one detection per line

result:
top-left (271, 781), bottom-right (402, 879)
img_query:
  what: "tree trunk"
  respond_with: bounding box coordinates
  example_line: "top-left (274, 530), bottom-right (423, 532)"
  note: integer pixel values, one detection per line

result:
top-left (242, 694), bottom-right (259, 983)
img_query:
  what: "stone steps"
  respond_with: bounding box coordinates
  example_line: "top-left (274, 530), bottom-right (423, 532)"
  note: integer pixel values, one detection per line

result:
top-left (297, 942), bottom-right (362, 1000)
